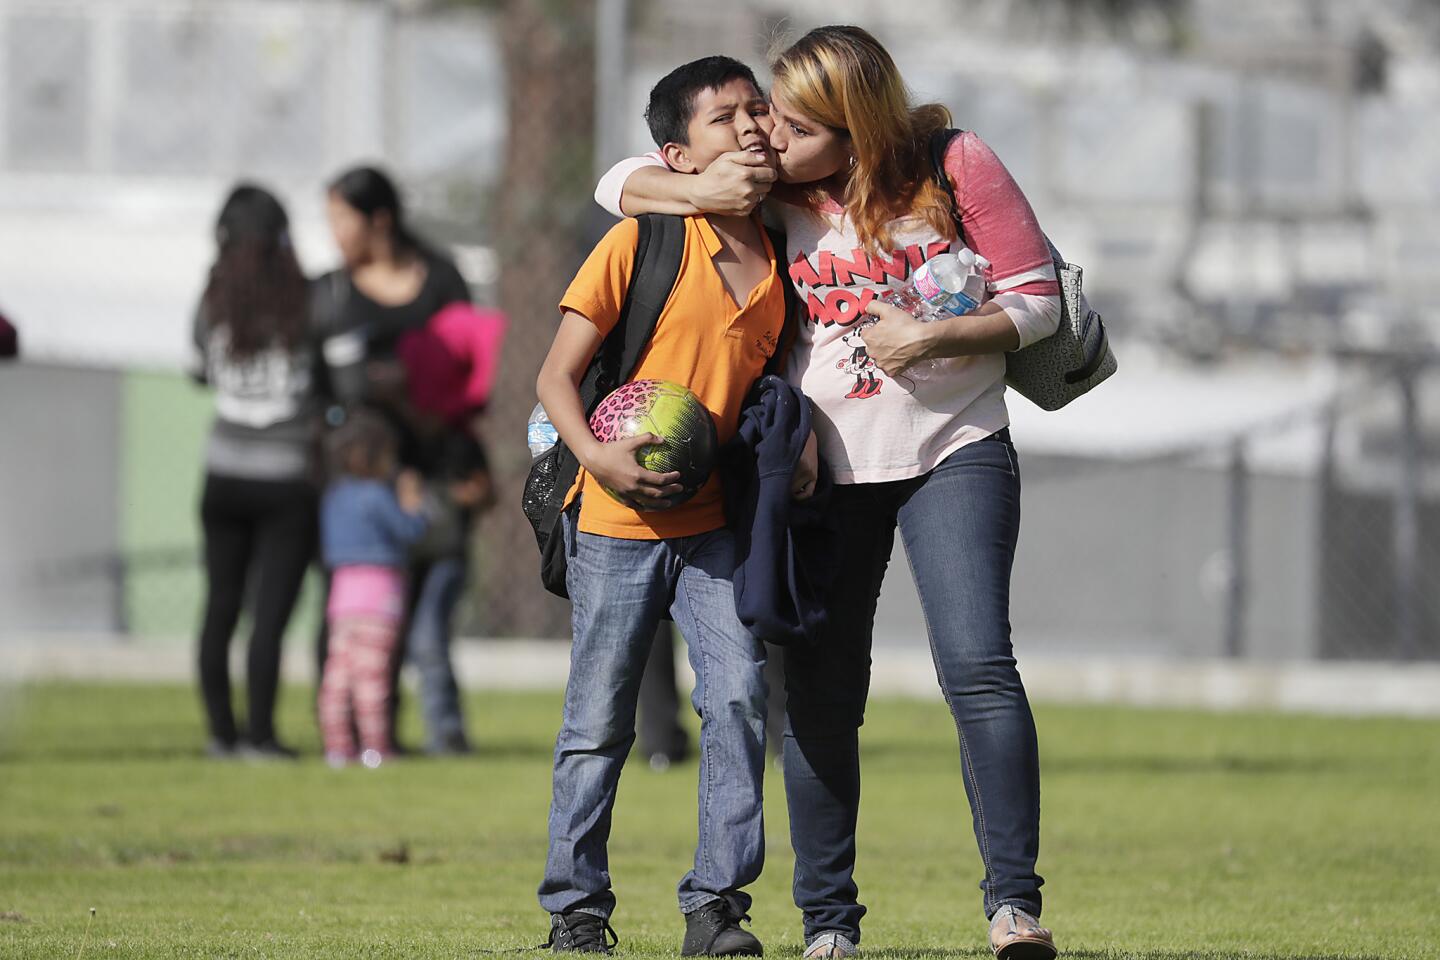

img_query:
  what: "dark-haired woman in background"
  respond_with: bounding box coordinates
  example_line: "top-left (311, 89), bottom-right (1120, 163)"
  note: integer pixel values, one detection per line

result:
top-left (193, 184), bottom-right (321, 760)
top-left (316, 166), bottom-right (490, 755)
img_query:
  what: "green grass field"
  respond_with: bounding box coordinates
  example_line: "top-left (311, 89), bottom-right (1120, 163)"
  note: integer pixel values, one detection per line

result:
top-left (1, 683), bottom-right (1437, 959)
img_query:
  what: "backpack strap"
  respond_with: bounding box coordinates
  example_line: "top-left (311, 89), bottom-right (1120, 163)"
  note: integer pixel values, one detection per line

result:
top-left (579, 213), bottom-right (687, 413)
top-left (763, 225), bottom-right (801, 378)
top-left (529, 213), bottom-right (688, 599)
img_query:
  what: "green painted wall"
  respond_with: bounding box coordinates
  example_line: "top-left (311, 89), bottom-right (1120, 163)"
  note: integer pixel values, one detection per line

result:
top-left (119, 371), bottom-right (321, 642)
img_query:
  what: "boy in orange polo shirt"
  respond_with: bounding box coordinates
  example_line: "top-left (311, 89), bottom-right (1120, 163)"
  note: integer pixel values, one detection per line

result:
top-left (534, 58), bottom-right (783, 956)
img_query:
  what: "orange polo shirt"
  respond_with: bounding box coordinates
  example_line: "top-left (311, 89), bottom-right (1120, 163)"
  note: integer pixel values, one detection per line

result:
top-left (560, 215), bottom-right (785, 540)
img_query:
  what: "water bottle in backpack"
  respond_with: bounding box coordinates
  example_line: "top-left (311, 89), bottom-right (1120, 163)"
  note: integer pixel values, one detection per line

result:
top-left (527, 402), bottom-right (559, 458)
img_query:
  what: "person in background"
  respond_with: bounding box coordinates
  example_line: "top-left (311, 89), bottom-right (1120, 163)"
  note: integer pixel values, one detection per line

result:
top-left (636, 624), bottom-right (691, 770)
top-left (315, 165), bottom-right (491, 755)
top-left (192, 184), bottom-right (321, 761)
top-left (318, 411), bottom-right (429, 768)
top-left (0, 309), bottom-right (17, 358)
top-left (639, 627), bottom-right (788, 771)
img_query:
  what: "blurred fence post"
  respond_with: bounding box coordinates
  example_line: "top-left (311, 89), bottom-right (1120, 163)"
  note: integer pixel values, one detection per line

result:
top-left (593, 0), bottom-right (629, 179)
top-left (1224, 439), bottom-right (1248, 658)
top-left (1394, 361), bottom-right (1421, 660)
top-left (108, 554), bottom-right (129, 636)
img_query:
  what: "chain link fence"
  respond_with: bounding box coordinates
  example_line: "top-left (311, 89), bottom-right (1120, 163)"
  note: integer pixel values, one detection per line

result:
top-left (3, 0), bottom-right (1440, 663)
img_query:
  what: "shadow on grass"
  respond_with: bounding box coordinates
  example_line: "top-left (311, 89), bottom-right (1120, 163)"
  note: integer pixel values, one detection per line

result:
top-left (840, 951), bottom-right (1384, 960)
top-left (1061, 953), bottom-right (1383, 960)
top-left (0, 738), bottom-right (552, 764)
top-left (854, 742), bottom-right (1351, 778)
top-left (1043, 755), bottom-right (1348, 776)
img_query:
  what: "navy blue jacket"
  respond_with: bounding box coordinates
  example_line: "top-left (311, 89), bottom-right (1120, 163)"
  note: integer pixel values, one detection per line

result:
top-left (720, 375), bottom-right (834, 645)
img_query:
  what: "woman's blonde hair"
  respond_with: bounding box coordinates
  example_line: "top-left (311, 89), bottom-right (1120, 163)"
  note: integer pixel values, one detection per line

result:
top-left (771, 25), bottom-right (957, 254)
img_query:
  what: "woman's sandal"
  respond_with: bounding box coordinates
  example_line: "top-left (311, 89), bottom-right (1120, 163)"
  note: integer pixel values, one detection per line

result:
top-left (989, 904), bottom-right (1057, 960)
top-left (803, 931), bottom-right (860, 959)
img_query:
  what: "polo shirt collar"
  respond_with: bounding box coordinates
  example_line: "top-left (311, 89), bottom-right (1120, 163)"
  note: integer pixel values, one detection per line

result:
top-left (695, 214), bottom-right (725, 258)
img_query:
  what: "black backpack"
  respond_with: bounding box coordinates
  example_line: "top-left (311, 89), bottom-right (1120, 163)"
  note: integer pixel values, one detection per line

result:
top-left (522, 214), bottom-right (799, 598)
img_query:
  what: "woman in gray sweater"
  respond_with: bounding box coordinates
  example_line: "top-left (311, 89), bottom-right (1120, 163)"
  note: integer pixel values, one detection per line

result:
top-left (192, 184), bottom-right (322, 759)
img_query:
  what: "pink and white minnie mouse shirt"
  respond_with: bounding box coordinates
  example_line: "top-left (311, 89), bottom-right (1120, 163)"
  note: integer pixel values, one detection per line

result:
top-left (596, 131), bottom-right (1060, 484)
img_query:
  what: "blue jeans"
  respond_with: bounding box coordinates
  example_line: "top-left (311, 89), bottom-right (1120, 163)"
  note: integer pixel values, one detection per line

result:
top-left (405, 557), bottom-right (467, 750)
top-left (538, 517), bottom-right (769, 919)
top-left (782, 432), bottom-right (1042, 943)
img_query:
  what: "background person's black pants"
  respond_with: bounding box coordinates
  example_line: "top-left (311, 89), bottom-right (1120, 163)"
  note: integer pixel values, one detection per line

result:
top-left (637, 622), bottom-right (690, 763)
top-left (198, 473), bottom-right (317, 746)
top-left (639, 622), bottom-right (787, 763)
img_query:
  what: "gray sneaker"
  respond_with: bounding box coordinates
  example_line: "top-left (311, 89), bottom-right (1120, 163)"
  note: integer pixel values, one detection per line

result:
top-left (802, 931), bottom-right (859, 958)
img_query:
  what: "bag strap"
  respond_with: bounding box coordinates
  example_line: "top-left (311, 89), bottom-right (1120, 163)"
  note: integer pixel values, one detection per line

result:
top-left (928, 127), bottom-right (965, 232)
top-left (578, 213), bottom-right (687, 414)
top-left (763, 226), bottom-right (800, 378)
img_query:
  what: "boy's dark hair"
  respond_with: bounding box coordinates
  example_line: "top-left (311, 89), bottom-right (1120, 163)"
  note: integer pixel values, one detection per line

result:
top-left (325, 409), bottom-right (398, 482)
top-left (644, 56), bottom-right (761, 148)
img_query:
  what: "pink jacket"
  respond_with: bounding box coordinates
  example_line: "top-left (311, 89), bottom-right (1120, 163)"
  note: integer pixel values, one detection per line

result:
top-left (397, 302), bottom-right (507, 425)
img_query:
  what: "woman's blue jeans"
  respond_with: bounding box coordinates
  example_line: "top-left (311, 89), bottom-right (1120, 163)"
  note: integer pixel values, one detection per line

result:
top-left (782, 432), bottom-right (1043, 943)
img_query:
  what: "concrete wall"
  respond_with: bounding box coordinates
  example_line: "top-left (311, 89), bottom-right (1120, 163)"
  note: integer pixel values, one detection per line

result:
top-left (873, 453), bottom-right (1322, 661)
top-left (0, 362), bottom-right (122, 634)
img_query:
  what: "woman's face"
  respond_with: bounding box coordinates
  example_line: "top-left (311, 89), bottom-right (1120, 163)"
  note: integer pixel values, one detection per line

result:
top-left (326, 191), bottom-right (375, 268)
top-left (768, 88), bottom-right (851, 185)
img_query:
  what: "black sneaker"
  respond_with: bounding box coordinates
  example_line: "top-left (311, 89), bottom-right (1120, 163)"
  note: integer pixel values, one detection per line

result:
top-left (545, 911), bottom-right (618, 953)
top-left (682, 900), bottom-right (763, 956)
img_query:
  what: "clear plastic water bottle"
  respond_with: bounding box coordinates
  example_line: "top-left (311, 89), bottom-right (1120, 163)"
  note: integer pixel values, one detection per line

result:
top-left (527, 402), bottom-right (559, 457)
top-left (880, 246), bottom-right (989, 378)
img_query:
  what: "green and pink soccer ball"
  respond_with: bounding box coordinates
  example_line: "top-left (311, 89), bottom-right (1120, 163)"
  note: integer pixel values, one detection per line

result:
top-left (588, 379), bottom-right (719, 510)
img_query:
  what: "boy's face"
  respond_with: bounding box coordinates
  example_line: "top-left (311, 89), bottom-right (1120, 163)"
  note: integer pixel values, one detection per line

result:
top-left (663, 78), bottom-right (775, 176)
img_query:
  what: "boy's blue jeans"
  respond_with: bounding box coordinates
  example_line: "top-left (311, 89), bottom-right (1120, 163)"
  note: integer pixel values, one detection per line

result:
top-left (538, 515), bottom-right (769, 919)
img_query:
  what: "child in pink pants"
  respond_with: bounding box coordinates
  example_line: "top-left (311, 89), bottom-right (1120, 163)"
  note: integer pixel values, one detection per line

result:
top-left (319, 412), bottom-right (428, 768)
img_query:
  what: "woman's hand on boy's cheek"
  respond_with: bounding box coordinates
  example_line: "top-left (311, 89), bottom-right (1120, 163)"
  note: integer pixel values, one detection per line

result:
top-left (692, 151), bottom-right (776, 216)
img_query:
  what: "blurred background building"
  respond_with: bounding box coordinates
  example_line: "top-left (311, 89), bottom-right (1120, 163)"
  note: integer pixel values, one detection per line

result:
top-left (4, 0), bottom-right (1440, 671)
